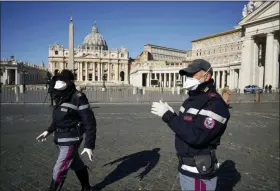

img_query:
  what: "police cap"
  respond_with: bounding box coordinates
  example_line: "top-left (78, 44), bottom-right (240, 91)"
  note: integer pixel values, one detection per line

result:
top-left (57, 69), bottom-right (74, 81)
top-left (179, 59), bottom-right (213, 77)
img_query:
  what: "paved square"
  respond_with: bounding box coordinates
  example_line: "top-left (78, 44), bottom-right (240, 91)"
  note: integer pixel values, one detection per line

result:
top-left (0, 102), bottom-right (279, 191)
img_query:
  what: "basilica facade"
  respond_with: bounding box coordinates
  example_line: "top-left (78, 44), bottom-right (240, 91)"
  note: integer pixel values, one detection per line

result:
top-left (191, 0), bottom-right (279, 91)
top-left (48, 20), bottom-right (130, 85)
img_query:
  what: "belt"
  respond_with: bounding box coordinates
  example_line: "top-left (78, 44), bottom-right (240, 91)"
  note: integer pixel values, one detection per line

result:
top-left (177, 151), bottom-right (217, 167)
top-left (56, 127), bottom-right (76, 133)
top-left (177, 155), bottom-right (196, 166)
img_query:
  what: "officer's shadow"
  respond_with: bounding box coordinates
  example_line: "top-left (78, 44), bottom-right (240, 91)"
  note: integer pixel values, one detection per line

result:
top-left (92, 148), bottom-right (160, 190)
top-left (215, 160), bottom-right (241, 191)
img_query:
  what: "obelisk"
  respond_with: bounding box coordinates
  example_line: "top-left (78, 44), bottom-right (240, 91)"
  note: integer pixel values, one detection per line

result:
top-left (68, 16), bottom-right (74, 71)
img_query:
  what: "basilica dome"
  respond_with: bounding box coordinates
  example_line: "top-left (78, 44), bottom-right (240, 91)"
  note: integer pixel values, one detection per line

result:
top-left (82, 24), bottom-right (108, 50)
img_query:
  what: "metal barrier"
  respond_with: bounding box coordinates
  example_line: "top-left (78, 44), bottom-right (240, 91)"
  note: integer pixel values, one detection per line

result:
top-left (0, 87), bottom-right (279, 104)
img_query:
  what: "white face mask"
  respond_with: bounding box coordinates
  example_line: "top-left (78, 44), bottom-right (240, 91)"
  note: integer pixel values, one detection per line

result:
top-left (182, 67), bottom-right (212, 91)
top-left (54, 80), bottom-right (67, 90)
top-left (183, 78), bottom-right (201, 90)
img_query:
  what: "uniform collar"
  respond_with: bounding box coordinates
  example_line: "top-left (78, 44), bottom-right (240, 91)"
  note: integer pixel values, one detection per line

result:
top-left (188, 79), bottom-right (216, 96)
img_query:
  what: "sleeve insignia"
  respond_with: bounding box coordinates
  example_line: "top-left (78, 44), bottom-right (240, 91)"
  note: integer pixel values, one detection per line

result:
top-left (203, 117), bottom-right (216, 129)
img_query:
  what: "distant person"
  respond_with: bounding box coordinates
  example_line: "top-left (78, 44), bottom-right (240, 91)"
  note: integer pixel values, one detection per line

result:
top-left (268, 84), bottom-right (272, 93)
top-left (222, 85), bottom-right (232, 109)
top-left (265, 85), bottom-right (268, 93)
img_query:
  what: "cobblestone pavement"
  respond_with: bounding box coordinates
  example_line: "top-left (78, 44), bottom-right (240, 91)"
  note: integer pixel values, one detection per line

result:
top-left (0, 102), bottom-right (279, 191)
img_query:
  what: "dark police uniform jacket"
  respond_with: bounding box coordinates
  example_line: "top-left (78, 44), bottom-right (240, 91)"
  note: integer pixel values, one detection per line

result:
top-left (162, 79), bottom-right (230, 179)
top-left (47, 90), bottom-right (97, 149)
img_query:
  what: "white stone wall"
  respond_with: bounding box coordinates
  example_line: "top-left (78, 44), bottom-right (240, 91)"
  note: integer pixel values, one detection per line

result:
top-left (190, 30), bottom-right (242, 90)
top-left (191, 30), bottom-right (242, 67)
top-left (130, 61), bottom-right (188, 88)
top-left (144, 44), bottom-right (186, 63)
top-left (0, 60), bottom-right (48, 85)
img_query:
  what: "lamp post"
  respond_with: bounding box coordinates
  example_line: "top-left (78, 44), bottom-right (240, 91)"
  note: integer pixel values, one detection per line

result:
top-left (102, 74), bottom-right (107, 91)
top-left (149, 66), bottom-right (153, 88)
top-left (18, 62), bottom-right (28, 93)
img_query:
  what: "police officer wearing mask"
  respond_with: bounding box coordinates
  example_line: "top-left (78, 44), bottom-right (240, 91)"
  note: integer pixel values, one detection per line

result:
top-left (151, 59), bottom-right (230, 191)
top-left (36, 69), bottom-right (97, 191)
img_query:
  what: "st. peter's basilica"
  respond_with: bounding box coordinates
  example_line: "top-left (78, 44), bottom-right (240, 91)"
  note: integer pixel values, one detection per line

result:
top-left (48, 19), bottom-right (130, 86)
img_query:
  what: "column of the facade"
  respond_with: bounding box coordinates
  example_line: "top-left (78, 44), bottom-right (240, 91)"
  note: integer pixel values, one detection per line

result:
top-left (81, 62), bottom-right (84, 81)
top-left (221, 70), bottom-right (225, 88)
top-left (77, 62), bottom-right (80, 81)
top-left (173, 73), bottom-right (176, 87)
top-left (116, 63), bottom-right (119, 82)
top-left (108, 63), bottom-right (110, 81)
top-left (79, 62), bottom-right (81, 81)
top-left (101, 63), bottom-right (104, 81)
top-left (265, 33), bottom-right (274, 86)
top-left (236, 69), bottom-right (240, 89)
top-left (214, 71), bottom-right (217, 88)
top-left (229, 70), bottom-right (233, 89)
top-left (168, 73), bottom-right (171, 88)
top-left (85, 62), bottom-right (88, 82)
top-left (77, 62), bottom-right (79, 81)
top-left (216, 71), bottom-right (220, 89)
top-left (252, 40), bottom-right (259, 85)
top-left (273, 38), bottom-right (279, 89)
top-left (239, 36), bottom-right (254, 90)
top-left (146, 73), bottom-right (150, 87)
top-left (114, 63), bottom-right (117, 82)
top-left (164, 73), bottom-right (166, 88)
top-left (101, 63), bottom-right (104, 80)
top-left (233, 70), bottom-right (236, 89)
top-left (147, 72), bottom-right (150, 87)
top-left (93, 62), bottom-right (96, 81)
top-left (159, 73), bottom-right (162, 87)
top-left (15, 69), bottom-right (18, 85)
top-left (97, 63), bottom-right (101, 81)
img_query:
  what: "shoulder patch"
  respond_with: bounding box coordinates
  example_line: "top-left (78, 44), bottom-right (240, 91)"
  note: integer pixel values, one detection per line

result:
top-left (207, 93), bottom-right (217, 97)
top-left (184, 115), bottom-right (193, 121)
top-left (203, 117), bottom-right (216, 129)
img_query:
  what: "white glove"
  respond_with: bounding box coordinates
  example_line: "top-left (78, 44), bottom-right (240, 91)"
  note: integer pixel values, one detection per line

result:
top-left (151, 100), bottom-right (169, 117)
top-left (81, 148), bottom-right (94, 161)
top-left (36, 131), bottom-right (49, 142)
top-left (164, 102), bottom-right (175, 113)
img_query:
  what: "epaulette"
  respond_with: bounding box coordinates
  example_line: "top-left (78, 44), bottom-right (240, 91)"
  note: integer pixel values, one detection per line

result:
top-left (76, 92), bottom-right (83, 97)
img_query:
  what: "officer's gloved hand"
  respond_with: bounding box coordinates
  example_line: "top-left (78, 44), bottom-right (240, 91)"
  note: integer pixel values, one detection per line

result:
top-left (81, 148), bottom-right (94, 161)
top-left (151, 100), bottom-right (169, 117)
top-left (36, 131), bottom-right (50, 142)
top-left (164, 102), bottom-right (174, 113)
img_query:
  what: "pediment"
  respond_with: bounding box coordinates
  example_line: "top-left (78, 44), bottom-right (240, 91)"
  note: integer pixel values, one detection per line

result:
top-left (238, 1), bottom-right (279, 26)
